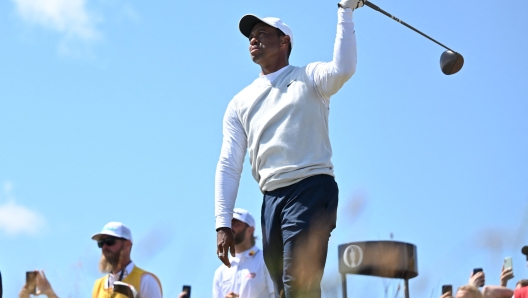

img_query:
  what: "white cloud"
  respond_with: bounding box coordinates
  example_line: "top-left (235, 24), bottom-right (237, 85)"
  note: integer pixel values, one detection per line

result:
top-left (11, 0), bottom-right (101, 50)
top-left (0, 201), bottom-right (46, 235)
top-left (0, 182), bottom-right (47, 236)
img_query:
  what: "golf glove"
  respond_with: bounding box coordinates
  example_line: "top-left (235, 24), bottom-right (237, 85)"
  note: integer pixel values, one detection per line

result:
top-left (338, 0), bottom-right (364, 10)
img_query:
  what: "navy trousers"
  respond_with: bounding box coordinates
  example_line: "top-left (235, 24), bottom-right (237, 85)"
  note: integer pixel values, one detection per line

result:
top-left (261, 174), bottom-right (339, 298)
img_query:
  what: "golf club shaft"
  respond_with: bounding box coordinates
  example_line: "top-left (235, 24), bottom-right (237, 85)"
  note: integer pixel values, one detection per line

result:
top-left (364, 1), bottom-right (454, 52)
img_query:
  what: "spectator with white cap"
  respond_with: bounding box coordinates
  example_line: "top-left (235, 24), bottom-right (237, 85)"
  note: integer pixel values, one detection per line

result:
top-left (91, 221), bottom-right (163, 298)
top-left (213, 208), bottom-right (274, 298)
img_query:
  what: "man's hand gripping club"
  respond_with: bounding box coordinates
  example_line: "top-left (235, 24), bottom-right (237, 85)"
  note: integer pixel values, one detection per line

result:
top-left (338, 0), bottom-right (365, 10)
top-left (216, 227), bottom-right (236, 267)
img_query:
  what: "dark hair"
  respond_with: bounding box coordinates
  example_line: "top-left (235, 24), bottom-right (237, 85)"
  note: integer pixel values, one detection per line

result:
top-left (517, 279), bottom-right (528, 288)
top-left (276, 28), bottom-right (292, 58)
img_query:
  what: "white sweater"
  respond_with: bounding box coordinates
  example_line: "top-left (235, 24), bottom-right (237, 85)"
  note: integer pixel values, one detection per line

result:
top-left (215, 8), bottom-right (357, 229)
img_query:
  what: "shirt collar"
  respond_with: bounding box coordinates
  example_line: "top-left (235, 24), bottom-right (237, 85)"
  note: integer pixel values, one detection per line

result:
top-left (235, 245), bottom-right (260, 259)
top-left (105, 261), bottom-right (135, 289)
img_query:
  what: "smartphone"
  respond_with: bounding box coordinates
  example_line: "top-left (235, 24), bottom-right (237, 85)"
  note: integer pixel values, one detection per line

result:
top-left (472, 268), bottom-right (485, 287)
top-left (182, 285), bottom-right (191, 298)
top-left (442, 285), bottom-right (452, 295)
top-left (26, 271), bottom-right (37, 295)
top-left (504, 257), bottom-right (513, 270)
top-left (113, 282), bottom-right (135, 298)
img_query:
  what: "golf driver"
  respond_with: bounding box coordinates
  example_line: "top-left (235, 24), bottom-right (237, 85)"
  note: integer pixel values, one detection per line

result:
top-left (364, 0), bottom-right (464, 75)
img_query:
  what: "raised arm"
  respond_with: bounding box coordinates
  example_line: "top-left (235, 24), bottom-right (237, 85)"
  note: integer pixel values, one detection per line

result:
top-left (307, 1), bottom-right (363, 99)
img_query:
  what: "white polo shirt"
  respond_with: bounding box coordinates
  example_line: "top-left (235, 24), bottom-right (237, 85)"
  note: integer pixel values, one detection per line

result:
top-left (213, 246), bottom-right (275, 298)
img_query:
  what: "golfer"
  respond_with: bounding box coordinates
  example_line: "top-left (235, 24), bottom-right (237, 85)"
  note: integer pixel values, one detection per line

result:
top-left (215, 0), bottom-right (363, 297)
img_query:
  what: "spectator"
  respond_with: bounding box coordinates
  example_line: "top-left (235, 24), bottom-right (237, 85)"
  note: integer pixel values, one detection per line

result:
top-left (178, 289), bottom-right (190, 298)
top-left (469, 271), bottom-right (486, 288)
top-left (514, 286), bottom-right (528, 298)
top-left (481, 285), bottom-right (513, 298)
top-left (91, 222), bottom-right (163, 298)
top-left (516, 280), bottom-right (528, 289)
top-left (440, 285), bottom-right (484, 298)
top-left (500, 266), bottom-right (514, 287)
top-left (213, 208), bottom-right (274, 298)
top-left (18, 271), bottom-right (58, 298)
top-left (456, 285), bottom-right (484, 298)
top-left (455, 286), bottom-right (484, 298)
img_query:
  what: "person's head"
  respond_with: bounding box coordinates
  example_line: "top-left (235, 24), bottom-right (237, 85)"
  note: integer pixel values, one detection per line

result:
top-left (516, 279), bottom-right (528, 289)
top-left (239, 15), bottom-right (293, 69)
top-left (92, 222), bottom-right (133, 273)
top-left (456, 285), bottom-right (483, 298)
top-left (231, 208), bottom-right (256, 248)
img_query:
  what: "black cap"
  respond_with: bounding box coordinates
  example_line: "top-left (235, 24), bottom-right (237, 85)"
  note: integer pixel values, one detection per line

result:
top-left (521, 246), bottom-right (528, 255)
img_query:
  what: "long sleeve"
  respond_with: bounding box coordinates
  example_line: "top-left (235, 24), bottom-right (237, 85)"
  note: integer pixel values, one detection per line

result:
top-left (215, 100), bottom-right (248, 229)
top-left (306, 7), bottom-right (357, 99)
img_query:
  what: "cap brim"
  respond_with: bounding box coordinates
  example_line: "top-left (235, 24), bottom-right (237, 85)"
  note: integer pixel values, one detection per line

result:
top-left (522, 246), bottom-right (528, 255)
top-left (91, 231), bottom-right (120, 241)
top-left (239, 14), bottom-right (264, 39)
top-left (231, 216), bottom-right (247, 226)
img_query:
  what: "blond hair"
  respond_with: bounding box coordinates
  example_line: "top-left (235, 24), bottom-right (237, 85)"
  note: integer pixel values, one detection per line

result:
top-left (457, 285), bottom-right (483, 298)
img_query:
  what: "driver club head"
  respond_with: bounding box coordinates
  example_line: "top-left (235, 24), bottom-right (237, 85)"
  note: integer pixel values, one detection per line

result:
top-left (440, 50), bottom-right (464, 75)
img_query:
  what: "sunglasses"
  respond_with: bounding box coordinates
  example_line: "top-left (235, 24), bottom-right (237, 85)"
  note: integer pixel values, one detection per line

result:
top-left (97, 237), bottom-right (122, 248)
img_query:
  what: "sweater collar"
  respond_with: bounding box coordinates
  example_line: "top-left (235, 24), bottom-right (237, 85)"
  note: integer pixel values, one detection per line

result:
top-left (259, 65), bottom-right (292, 83)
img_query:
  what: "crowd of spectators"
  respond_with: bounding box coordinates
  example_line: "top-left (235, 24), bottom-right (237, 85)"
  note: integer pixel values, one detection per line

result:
top-left (12, 260), bottom-right (528, 298)
top-left (438, 249), bottom-right (528, 298)
top-left (10, 228), bottom-right (528, 298)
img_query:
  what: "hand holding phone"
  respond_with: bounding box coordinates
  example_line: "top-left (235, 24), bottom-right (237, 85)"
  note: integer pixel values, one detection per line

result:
top-left (182, 285), bottom-right (191, 298)
top-left (25, 271), bottom-right (37, 295)
top-left (501, 257), bottom-right (514, 286)
top-left (442, 284), bottom-right (452, 295)
top-left (471, 268), bottom-right (485, 287)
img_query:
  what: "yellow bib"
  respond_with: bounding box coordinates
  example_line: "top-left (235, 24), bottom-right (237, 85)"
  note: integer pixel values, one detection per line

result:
top-left (92, 266), bottom-right (162, 298)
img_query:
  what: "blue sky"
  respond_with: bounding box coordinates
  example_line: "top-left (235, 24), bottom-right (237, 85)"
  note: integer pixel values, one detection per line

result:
top-left (0, 0), bottom-right (527, 297)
